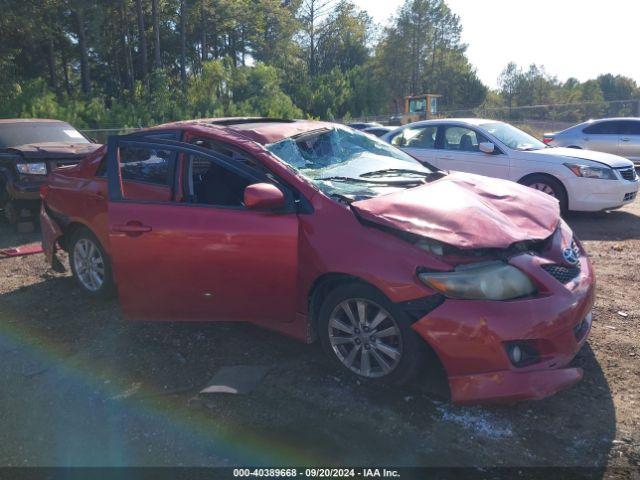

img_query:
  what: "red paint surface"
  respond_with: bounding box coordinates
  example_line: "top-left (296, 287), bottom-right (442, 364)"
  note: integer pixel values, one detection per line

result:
top-left (353, 172), bottom-right (560, 249)
top-left (40, 119), bottom-right (596, 403)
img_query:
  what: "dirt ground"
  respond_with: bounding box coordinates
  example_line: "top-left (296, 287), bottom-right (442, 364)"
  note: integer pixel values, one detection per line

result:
top-left (0, 202), bottom-right (638, 474)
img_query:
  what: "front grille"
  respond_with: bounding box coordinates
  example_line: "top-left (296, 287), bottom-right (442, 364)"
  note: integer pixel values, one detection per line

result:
top-left (617, 167), bottom-right (637, 181)
top-left (541, 264), bottom-right (581, 284)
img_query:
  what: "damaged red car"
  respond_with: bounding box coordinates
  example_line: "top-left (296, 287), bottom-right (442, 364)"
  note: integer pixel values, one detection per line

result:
top-left (40, 118), bottom-right (595, 404)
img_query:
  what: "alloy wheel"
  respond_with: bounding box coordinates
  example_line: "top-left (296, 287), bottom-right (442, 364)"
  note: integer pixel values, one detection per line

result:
top-left (73, 238), bottom-right (105, 292)
top-left (328, 298), bottom-right (403, 378)
top-left (530, 182), bottom-right (556, 197)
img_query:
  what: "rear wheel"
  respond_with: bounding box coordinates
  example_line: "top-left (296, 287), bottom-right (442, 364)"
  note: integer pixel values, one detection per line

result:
top-left (69, 227), bottom-right (115, 298)
top-left (520, 174), bottom-right (568, 214)
top-left (318, 284), bottom-right (425, 384)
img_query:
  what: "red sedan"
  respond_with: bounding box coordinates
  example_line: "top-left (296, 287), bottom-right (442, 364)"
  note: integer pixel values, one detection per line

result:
top-left (40, 118), bottom-right (595, 404)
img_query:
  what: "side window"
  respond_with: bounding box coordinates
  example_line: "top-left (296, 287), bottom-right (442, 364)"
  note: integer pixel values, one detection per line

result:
top-left (619, 121), bottom-right (640, 136)
top-left (391, 126), bottom-right (438, 149)
top-left (119, 146), bottom-right (173, 185)
top-left (187, 154), bottom-right (252, 208)
top-left (443, 127), bottom-right (487, 152)
top-left (583, 121), bottom-right (619, 135)
top-left (190, 138), bottom-right (263, 172)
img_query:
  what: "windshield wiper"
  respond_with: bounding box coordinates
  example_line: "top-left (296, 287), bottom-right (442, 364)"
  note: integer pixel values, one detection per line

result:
top-left (360, 168), bottom-right (433, 178)
top-left (318, 175), bottom-right (423, 185)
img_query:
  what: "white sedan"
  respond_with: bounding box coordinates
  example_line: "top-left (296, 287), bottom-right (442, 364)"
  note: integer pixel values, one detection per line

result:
top-left (382, 119), bottom-right (639, 212)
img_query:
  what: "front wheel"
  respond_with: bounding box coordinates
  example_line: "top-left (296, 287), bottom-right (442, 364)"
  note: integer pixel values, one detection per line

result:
top-left (318, 284), bottom-right (425, 384)
top-left (69, 227), bottom-right (115, 298)
top-left (521, 174), bottom-right (568, 214)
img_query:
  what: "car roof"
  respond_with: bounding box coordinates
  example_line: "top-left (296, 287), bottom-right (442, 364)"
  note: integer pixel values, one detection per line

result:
top-left (403, 118), bottom-right (499, 128)
top-left (582, 117), bottom-right (640, 124)
top-left (152, 117), bottom-right (335, 145)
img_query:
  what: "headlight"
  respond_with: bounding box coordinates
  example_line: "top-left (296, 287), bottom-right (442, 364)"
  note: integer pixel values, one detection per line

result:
top-left (418, 261), bottom-right (536, 300)
top-left (16, 162), bottom-right (47, 175)
top-left (564, 163), bottom-right (616, 180)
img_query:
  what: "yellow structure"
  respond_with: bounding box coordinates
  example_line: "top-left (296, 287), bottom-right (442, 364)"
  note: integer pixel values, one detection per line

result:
top-left (398, 94), bottom-right (442, 125)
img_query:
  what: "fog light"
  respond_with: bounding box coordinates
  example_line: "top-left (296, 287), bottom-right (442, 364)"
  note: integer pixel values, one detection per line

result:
top-left (505, 341), bottom-right (540, 367)
top-left (509, 345), bottom-right (523, 364)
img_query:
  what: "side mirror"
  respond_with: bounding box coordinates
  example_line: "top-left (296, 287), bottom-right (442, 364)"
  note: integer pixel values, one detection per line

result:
top-left (479, 142), bottom-right (495, 154)
top-left (244, 183), bottom-right (286, 210)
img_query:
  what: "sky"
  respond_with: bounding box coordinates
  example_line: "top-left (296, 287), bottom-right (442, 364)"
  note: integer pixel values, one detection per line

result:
top-left (352, 0), bottom-right (640, 89)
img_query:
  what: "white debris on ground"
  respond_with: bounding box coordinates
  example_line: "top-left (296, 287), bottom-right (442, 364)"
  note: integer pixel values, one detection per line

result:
top-left (436, 405), bottom-right (513, 439)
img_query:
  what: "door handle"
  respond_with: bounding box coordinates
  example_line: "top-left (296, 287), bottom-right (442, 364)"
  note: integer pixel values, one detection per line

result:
top-left (437, 155), bottom-right (453, 159)
top-left (112, 221), bottom-right (152, 234)
top-left (621, 138), bottom-right (631, 142)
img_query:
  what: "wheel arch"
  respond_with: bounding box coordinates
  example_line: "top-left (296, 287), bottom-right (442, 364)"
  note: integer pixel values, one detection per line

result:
top-left (61, 221), bottom-right (98, 251)
top-left (308, 272), bottom-right (364, 336)
top-left (517, 172), bottom-right (569, 212)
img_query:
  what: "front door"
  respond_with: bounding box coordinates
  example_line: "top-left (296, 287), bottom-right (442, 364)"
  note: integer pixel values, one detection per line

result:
top-left (436, 125), bottom-right (509, 179)
top-left (106, 136), bottom-right (300, 323)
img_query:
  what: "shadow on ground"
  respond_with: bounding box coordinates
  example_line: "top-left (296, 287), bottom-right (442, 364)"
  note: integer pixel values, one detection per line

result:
top-left (565, 208), bottom-right (640, 241)
top-left (0, 275), bottom-right (617, 470)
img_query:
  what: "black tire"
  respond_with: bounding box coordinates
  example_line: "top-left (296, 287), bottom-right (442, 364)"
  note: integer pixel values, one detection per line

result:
top-left (318, 283), bottom-right (425, 385)
top-left (520, 174), bottom-right (568, 215)
top-left (68, 227), bottom-right (115, 298)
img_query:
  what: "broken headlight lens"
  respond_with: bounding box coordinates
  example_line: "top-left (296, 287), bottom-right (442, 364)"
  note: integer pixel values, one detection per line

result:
top-left (16, 162), bottom-right (47, 175)
top-left (564, 163), bottom-right (616, 180)
top-left (418, 261), bottom-right (536, 300)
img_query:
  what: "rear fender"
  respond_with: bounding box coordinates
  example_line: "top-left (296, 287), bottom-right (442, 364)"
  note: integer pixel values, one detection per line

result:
top-left (40, 204), bottom-right (65, 272)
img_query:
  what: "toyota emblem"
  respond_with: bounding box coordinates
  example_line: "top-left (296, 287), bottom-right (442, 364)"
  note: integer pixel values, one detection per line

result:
top-left (562, 246), bottom-right (580, 266)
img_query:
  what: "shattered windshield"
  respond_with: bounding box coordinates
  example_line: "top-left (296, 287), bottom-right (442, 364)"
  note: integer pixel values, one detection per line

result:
top-left (267, 126), bottom-right (436, 202)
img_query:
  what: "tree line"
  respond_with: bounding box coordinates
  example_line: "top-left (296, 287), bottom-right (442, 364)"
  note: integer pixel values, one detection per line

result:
top-left (0, 0), bottom-right (638, 130)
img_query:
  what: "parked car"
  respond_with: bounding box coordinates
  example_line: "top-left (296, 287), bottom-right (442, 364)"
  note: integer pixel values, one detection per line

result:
top-left (543, 118), bottom-right (640, 167)
top-left (363, 126), bottom-right (395, 138)
top-left (347, 121), bottom-right (383, 131)
top-left (41, 118), bottom-right (595, 404)
top-left (0, 119), bottom-right (100, 224)
top-left (383, 119), bottom-right (638, 213)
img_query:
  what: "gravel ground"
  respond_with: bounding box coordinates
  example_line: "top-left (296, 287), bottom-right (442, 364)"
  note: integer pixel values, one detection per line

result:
top-left (0, 202), bottom-right (638, 474)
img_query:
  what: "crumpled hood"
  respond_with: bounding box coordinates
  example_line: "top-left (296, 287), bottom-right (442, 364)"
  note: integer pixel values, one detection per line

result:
top-left (352, 172), bottom-right (560, 249)
top-left (5, 142), bottom-right (102, 160)
top-left (531, 147), bottom-right (633, 168)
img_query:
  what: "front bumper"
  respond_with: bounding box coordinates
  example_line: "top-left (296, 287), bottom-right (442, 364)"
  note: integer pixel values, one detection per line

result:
top-left (412, 248), bottom-right (595, 404)
top-left (567, 177), bottom-right (638, 211)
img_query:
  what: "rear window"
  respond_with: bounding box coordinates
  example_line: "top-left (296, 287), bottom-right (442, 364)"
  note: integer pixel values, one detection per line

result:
top-left (0, 122), bottom-right (90, 148)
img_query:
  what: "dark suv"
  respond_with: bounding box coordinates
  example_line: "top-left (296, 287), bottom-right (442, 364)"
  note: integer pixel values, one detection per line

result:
top-left (0, 119), bottom-right (100, 224)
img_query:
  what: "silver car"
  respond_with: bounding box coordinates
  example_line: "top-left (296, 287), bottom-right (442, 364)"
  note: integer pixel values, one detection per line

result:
top-left (544, 118), bottom-right (640, 166)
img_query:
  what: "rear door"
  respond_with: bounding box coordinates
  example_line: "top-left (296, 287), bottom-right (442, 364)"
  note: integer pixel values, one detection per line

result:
top-left (436, 125), bottom-right (509, 178)
top-left (582, 121), bottom-right (622, 155)
top-left (106, 135), bottom-right (300, 323)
